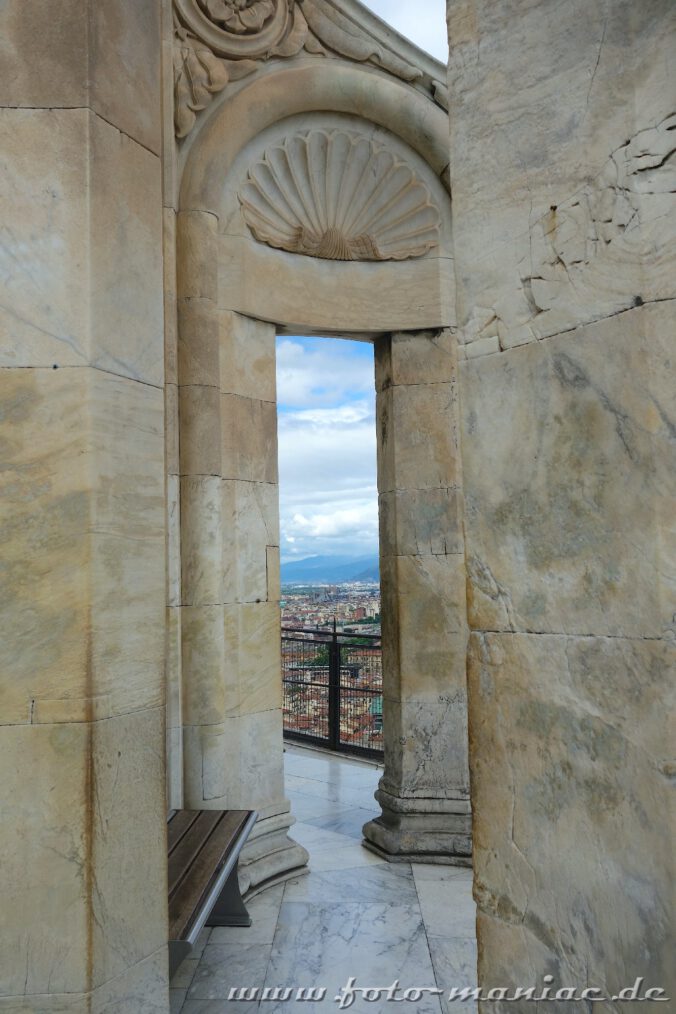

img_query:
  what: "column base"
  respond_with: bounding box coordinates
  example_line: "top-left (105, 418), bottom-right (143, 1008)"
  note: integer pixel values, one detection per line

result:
top-left (362, 785), bottom-right (472, 865)
top-left (238, 806), bottom-right (309, 897)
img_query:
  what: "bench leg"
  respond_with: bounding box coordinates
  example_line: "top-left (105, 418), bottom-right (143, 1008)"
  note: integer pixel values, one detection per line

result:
top-left (169, 940), bottom-right (193, 980)
top-left (206, 862), bottom-right (252, 928)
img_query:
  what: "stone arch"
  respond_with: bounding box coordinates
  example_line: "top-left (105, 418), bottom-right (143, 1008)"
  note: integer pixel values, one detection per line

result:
top-left (172, 0), bottom-right (470, 889)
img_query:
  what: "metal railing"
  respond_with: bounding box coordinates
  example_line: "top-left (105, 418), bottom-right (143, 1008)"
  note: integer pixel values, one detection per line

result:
top-left (281, 624), bottom-right (383, 759)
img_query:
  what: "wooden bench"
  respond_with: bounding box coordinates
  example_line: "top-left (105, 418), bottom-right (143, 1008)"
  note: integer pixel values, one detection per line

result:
top-left (167, 809), bottom-right (257, 977)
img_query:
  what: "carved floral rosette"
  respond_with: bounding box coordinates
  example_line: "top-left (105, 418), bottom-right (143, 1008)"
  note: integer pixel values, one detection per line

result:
top-left (172, 0), bottom-right (445, 140)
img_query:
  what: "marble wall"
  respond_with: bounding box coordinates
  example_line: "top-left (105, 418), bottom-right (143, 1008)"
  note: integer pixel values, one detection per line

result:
top-left (0, 1), bottom-right (169, 1011)
top-left (447, 0), bottom-right (675, 1005)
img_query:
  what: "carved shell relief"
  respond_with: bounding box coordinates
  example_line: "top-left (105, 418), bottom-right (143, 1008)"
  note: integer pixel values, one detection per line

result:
top-left (238, 130), bottom-right (441, 262)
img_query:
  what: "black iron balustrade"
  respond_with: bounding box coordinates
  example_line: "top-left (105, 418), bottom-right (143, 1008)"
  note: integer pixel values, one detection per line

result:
top-left (281, 624), bottom-right (383, 759)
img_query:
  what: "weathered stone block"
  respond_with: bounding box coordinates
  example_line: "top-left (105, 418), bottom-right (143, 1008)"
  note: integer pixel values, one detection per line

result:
top-left (90, 708), bottom-right (168, 988)
top-left (0, 368), bottom-right (164, 725)
top-left (177, 210), bottom-right (218, 300)
top-left (89, 0), bottom-right (162, 154)
top-left (221, 394), bottom-right (278, 484)
top-left (179, 384), bottom-right (222, 476)
top-left (375, 329), bottom-right (457, 390)
top-left (381, 553), bottom-right (467, 699)
top-left (468, 630), bottom-right (674, 1005)
top-left (377, 382), bottom-right (459, 493)
top-left (0, 723), bottom-right (90, 995)
top-left (379, 487), bottom-right (463, 557)
top-left (181, 604), bottom-right (228, 726)
top-left (382, 693), bottom-right (471, 800)
top-left (461, 303), bottom-right (673, 639)
top-left (179, 476), bottom-right (222, 606)
top-left (221, 480), bottom-right (280, 604)
top-left (177, 298), bottom-right (220, 388)
top-left (220, 311), bottom-right (277, 402)
top-left (224, 601), bottom-right (282, 717)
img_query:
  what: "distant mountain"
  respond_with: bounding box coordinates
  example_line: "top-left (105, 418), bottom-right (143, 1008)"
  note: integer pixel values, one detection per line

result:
top-left (281, 554), bottom-right (380, 584)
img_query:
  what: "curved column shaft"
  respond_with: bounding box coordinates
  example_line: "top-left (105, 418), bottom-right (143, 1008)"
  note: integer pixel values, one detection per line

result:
top-left (364, 330), bottom-right (472, 863)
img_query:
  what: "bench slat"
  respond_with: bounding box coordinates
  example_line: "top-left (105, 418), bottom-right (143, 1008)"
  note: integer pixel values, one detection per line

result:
top-left (167, 810), bottom-right (201, 855)
top-left (168, 811), bottom-right (224, 899)
top-left (169, 810), bottom-right (250, 941)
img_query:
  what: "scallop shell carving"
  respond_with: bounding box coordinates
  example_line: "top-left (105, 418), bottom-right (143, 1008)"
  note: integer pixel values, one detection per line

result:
top-left (238, 130), bottom-right (441, 261)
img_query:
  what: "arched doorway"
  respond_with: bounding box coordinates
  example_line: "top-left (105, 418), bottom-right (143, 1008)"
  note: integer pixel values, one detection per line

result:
top-left (168, 1), bottom-right (470, 894)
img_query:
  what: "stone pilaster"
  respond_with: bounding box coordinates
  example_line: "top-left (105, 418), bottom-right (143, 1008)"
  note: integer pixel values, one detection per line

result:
top-left (363, 330), bottom-right (472, 864)
top-left (0, 2), bottom-right (168, 1010)
top-left (176, 231), bottom-right (308, 888)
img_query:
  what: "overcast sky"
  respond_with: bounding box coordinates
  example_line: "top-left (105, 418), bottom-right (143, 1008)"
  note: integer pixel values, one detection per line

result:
top-left (360, 0), bottom-right (448, 63)
top-left (276, 4), bottom-right (447, 563)
top-left (277, 338), bottom-right (378, 562)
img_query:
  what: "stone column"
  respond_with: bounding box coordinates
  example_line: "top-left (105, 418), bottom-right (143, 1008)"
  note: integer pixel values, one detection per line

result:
top-left (0, 2), bottom-right (169, 1011)
top-left (363, 330), bottom-right (472, 863)
top-left (177, 216), bottom-right (307, 888)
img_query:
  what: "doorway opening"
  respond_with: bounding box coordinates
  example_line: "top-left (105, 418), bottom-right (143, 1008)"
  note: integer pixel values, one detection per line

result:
top-left (276, 335), bottom-right (383, 759)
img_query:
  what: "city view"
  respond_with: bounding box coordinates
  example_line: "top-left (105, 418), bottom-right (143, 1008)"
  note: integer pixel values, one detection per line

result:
top-left (280, 581), bottom-right (383, 756)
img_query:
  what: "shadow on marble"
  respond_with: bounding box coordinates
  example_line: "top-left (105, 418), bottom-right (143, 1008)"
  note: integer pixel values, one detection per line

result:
top-left (286, 790), bottom-right (356, 822)
top-left (285, 774), bottom-right (379, 810)
top-left (187, 941), bottom-right (272, 1001)
top-left (305, 838), bottom-right (387, 873)
top-left (181, 1000), bottom-right (259, 1013)
top-left (289, 820), bottom-right (360, 854)
top-left (170, 988), bottom-right (188, 1013)
top-left (428, 936), bottom-right (478, 1014)
top-left (303, 806), bottom-right (379, 840)
top-left (209, 883), bottom-right (284, 946)
top-left (170, 957), bottom-right (199, 989)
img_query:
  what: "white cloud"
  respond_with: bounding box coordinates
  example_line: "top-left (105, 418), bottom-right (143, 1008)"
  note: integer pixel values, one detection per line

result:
top-left (360, 0), bottom-right (448, 63)
top-left (276, 339), bottom-right (378, 559)
top-left (277, 338), bottom-right (375, 408)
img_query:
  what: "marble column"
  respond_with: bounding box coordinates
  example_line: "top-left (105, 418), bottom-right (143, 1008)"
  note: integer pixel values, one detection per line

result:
top-left (177, 217), bottom-right (307, 889)
top-left (0, 2), bottom-right (169, 1011)
top-left (363, 330), bottom-right (472, 864)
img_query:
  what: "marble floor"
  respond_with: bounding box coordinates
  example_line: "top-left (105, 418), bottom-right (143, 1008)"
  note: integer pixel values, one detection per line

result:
top-left (170, 744), bottom-right (478, 1014)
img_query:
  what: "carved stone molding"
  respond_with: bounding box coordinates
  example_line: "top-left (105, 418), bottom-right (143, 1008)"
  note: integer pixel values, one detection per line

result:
top-left (173, 0), bottom-right (446, 139)
top-left (238, 129), bottom-right (441, 261)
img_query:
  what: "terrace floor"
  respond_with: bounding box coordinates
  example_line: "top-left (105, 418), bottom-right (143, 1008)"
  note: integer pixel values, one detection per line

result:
top-left (170, 744), bottom-right (478, 1013)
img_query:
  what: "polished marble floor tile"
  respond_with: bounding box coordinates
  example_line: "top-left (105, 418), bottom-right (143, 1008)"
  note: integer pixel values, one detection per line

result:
top-left (170, 957), bottom-right (199, 989)
top-left (283, 861), bottom-right (417, 905)
top-left (181, 999), bottom-right (259, 1013)
top-left (290, 820), bottom-right (358, 853)
top-left (170, 988), bottom-right (188, 1013)
top-left (304, 838), bottom-right (387, 872)
top-left (264, 901), bottom-right (442, 1014)
top-left (286, 790), bottom-right (356, 822)
top-left (414, 876), bottom-right (477, 938)
top-left (303, 806), bottom-right (377, 840)
top-left (429, 935), bottom-right (479, 1014)
top-left (172, 746), bottom-right (477, 1014)
top-left (187, 942), bottom-right (272, 1001)
top-left (412, 862), bottom-right (474, 883)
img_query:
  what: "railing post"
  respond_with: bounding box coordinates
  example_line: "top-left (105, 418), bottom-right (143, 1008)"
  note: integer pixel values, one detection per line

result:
top-left (328, 619), bottom-right (341, 751)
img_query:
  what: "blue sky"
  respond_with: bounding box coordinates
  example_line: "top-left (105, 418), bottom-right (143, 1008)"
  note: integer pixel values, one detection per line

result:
top-left (277, 338), bottom-right (378, 562)
top-left (360, 0), bottom-right (448, 63)
top-left (276, 4), bottom-right (448, 563)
